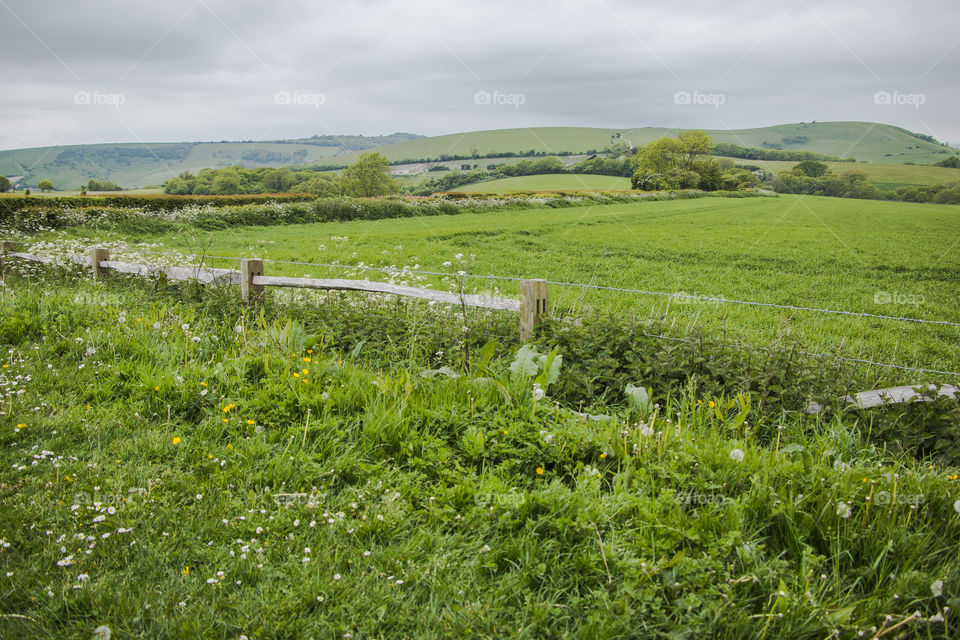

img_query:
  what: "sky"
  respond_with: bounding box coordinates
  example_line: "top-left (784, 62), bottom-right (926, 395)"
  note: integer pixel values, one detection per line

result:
top-left (1, 0), bottom-right (958, 150)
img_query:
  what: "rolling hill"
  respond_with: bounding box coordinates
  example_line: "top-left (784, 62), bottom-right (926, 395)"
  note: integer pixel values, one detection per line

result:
top-left (0, 134), bottom-right (422, 190)
top-left (329, 122), bottom-right (957, 167)
top-left (2, 122), bottom-right (956, 190)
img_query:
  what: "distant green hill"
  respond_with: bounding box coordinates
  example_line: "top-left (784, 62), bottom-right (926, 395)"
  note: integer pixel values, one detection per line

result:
top-left (331, 122), bottom-right (955, 167)
top-left (0, 134), bottom-right (422, 190)
top-left (2, 122), bottom-right (955, 190)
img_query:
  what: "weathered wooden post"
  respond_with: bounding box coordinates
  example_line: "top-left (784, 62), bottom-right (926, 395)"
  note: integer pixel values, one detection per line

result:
top-left (241, 259), bottom-right (264, 304)
top-left (90, 247), bottom-right (110, 279)
top-left (1, 241), bottom-right (24, 254)
top-left (520, 279), bottom-right (548, 341)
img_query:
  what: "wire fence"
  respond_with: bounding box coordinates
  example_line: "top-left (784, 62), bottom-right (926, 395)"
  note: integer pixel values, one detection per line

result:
top-left (4, 243), bottom-right (958, 378)
top-left (241, 255), bottom-right (959, 378)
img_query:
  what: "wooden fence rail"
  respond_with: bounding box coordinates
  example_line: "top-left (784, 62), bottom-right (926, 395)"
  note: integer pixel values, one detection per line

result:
top-left (0, 243), bottom-right (548, 339)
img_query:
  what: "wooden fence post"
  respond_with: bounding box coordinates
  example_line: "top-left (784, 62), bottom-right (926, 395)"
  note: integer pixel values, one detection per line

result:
top-left (520, 279), bottom-right (548, 341)
top-left (241, 259), bottom-right (264, 303)
top-left (91, 247), bottom-right (110, 279)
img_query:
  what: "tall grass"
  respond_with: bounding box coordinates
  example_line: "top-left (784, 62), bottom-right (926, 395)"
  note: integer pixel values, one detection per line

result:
top-left (0, 265), bottom-right (957, 638)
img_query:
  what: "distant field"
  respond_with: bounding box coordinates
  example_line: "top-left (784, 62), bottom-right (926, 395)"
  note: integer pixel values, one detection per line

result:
top-left (742, 159), bottom-right (960, 190)
top-left (451, 174), bottom-right (630, 192)
top-left (51, 194), bottom-right (960, 377)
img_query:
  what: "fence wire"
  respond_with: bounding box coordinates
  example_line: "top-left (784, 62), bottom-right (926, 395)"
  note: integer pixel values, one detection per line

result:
top-left (5, 246), bottom-right (958, 378)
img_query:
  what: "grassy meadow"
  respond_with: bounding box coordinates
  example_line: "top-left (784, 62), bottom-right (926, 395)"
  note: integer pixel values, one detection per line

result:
top-left (0, 262), bottom-right (958, 638)
top-left (39, 193), bottom-right (960, 379)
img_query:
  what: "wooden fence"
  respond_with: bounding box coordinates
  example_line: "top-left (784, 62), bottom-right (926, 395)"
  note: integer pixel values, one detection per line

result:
top-left (0, 242), bottom-right (549, 340)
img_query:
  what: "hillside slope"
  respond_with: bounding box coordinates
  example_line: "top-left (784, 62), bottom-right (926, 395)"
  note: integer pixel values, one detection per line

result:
top-left (0, 134), bottom-right (422, 190)
top-left (331, 122), bottom-right (956, 167)
top-left (2, 122), bottom-right (955, 189)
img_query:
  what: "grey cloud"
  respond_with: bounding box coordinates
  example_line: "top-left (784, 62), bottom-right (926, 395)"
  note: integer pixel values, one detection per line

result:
top-left (1, 0), bottom-right (957, 149)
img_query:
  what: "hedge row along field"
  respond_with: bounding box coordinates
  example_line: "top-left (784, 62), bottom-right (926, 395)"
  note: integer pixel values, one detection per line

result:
top-left (0, 189), bottom-right (771, 233)
top-left (0, 193), bottom-right (317, 217)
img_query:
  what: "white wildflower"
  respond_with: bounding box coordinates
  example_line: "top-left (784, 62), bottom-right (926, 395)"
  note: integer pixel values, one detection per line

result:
top-left (92, 625), bottom-right (112, 640)
top-left (729, 448), bottom-right (745, 462)
top-left (931, 579), bottom-right (944, 598)
top-left (532, 383), bottom-right (545, 401)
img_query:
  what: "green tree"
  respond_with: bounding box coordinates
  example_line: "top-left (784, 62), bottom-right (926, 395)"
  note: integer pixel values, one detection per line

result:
top-left (37, 179), bottom-right (54, 192)
top-left (298, 174), bottom-right (341, 197)
top-left (633, 138), bottom-right (682, 173)
top-left (934, 156), bottom-right (960, 168)
top-left (263, 168), bottom-right (296, 192)
top-left (795, 160), bottom-right (829, 177)
top-left (163, 177), bottom-right (192, 195)
top-left (0, 175), bottom-right (10, 192)
top-left (340, 153), bottom-right (398, 197)
top-left (87, 179), bottom-right (121, 191)
top-left (632, 131), bottom-right (719, 191)
top-left (211, 173), bottom-right (242, 195)
top-left (675, 130), bottom-right (714, 169)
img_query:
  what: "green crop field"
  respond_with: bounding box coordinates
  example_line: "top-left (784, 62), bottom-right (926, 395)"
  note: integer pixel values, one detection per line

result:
top-left (451, 174), bottom-right (630, 193)
top-left (38, 193), bottom-right (960, 378)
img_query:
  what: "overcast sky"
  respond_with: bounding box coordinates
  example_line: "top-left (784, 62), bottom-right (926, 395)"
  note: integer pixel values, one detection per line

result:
top-left (1, 0), bottom-right (958, 150)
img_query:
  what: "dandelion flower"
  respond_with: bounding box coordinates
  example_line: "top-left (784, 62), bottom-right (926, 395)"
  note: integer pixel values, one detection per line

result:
top-left (729, 448), bottom-right (745, 462)
top-left (837, 501), bottom-right (852, 519)
top-left (532, 383), bottom-right (545, 401)
top-left (536, 467), bottom-right (544, 475)
top-left (172, 437), bottom-right (181, 445)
